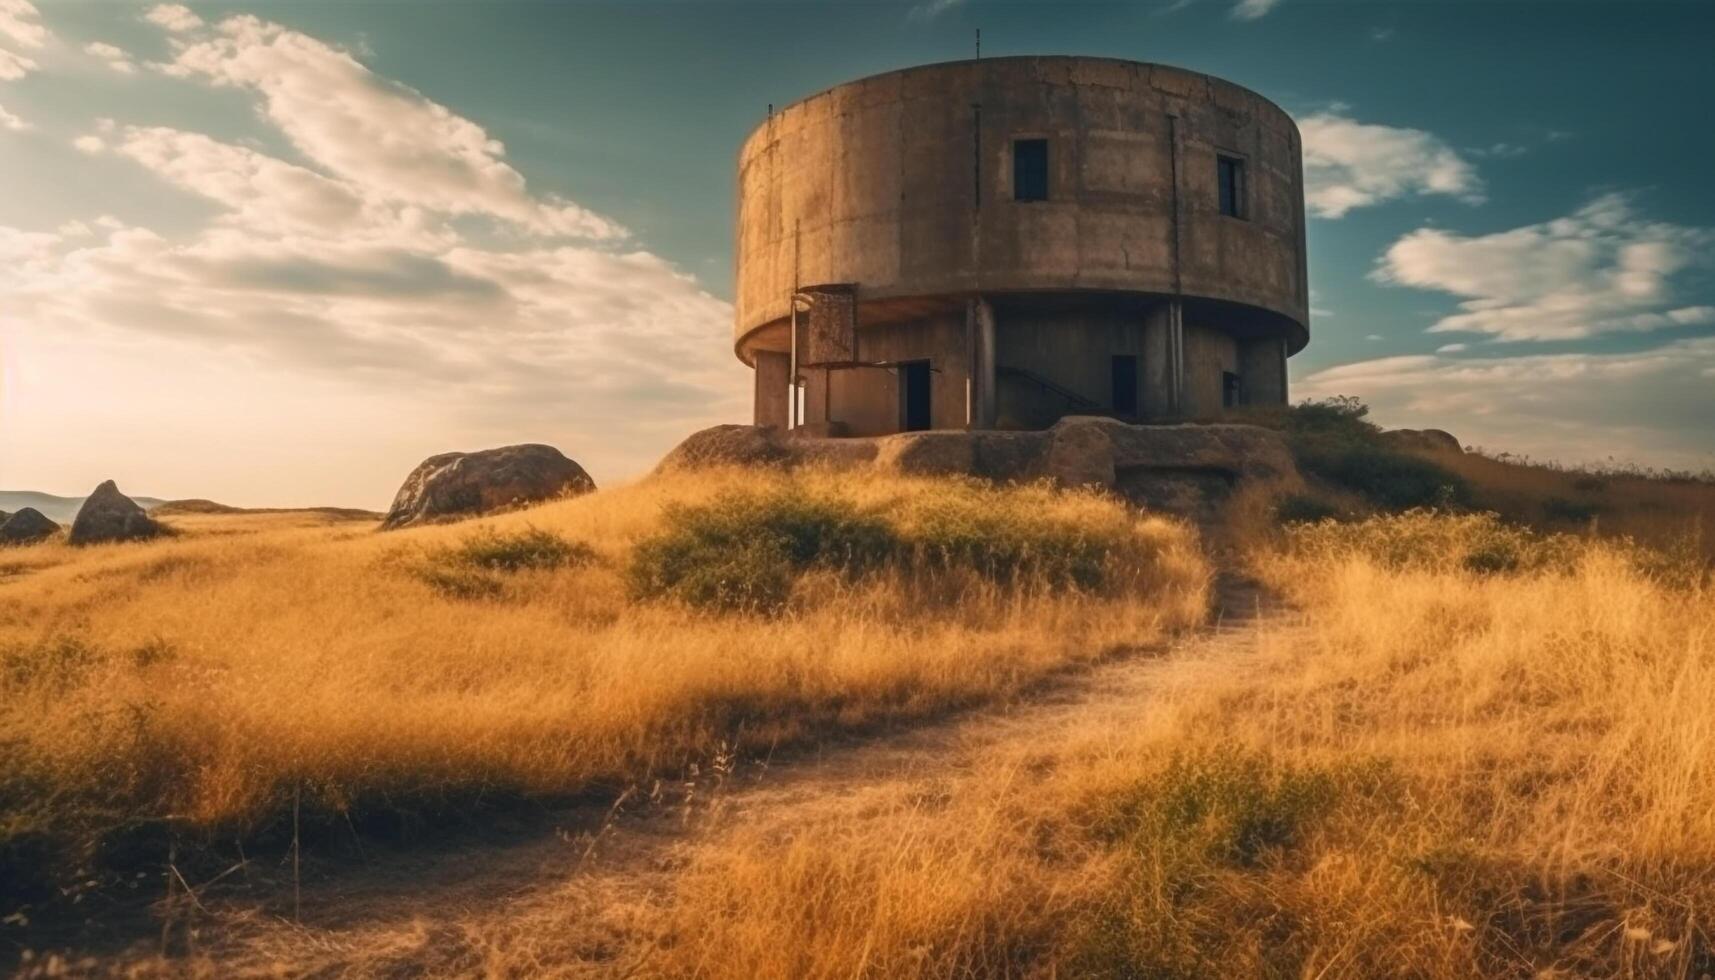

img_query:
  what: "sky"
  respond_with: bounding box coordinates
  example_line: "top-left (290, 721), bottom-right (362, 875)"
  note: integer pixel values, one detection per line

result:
top-left (1, 0), bottom-right (1712, 507)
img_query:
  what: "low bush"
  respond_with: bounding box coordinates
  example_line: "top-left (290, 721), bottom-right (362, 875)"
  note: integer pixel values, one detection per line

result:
top-left (628, 481), bottom-right (1156, 613)
top-left (412, 527), bottom-right (593, 599)
top-left (1245, 396), bottom-right (1474, 512)
top-left (627, 490), bottom-right (897, 612)
top-left (899, 483), bottom-right (1131, 591)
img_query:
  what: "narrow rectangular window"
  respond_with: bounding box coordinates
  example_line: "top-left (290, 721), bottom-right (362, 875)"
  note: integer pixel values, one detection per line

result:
top-left (901, 360), bottom-right (933, 431)
top-left (1111, 355), bottom-right (1138, 416)
top-left (1217, 155), bottom-right (1246, 218)
top-left (1222, 370), bottom-right (1242, 409)
top-left (1013, 139), bottom-right (1048, 202)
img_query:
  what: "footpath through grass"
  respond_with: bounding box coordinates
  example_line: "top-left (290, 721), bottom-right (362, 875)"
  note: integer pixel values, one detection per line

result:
top-left (0, 468), bottom-right (1207, 918)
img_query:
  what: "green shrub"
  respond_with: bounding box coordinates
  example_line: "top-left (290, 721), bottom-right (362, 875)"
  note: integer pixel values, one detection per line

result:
top-left (414, 527), bottom-right (593, 600)
top-left (1294, 441), bottom-right (1471, 511)
top-left (627, 490), bottom-right (897, 613)
top-left (901, 489), bottom-right (1123, 591)
top-left (1257, 396), bottom-right (1472, 512)
top-left (627, 483), bottom-right (1149, 614)
top-left (445, 527), bottom-right (594, 572)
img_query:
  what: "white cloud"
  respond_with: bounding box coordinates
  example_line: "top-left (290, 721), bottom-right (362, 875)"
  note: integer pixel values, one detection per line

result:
top-left (159, 15), bottom-right (622, 239)
top-left (1297, 339), bottom-right (1715, 472)
top-left (1298, 111), bottom-right (1482, 218)
top-left (85, 41), bottom-right (137, 74)
top-left (2, 14), bottom-right (746, 505)
top-left (1231, 0), bottom-right (1282, 20)
top-left (0, 45), bottom-right (34, 80)
top-left (107, 125), bottom-right (382, 237)
top-left (1436, 343), bottom-right (1467, 353)
top-left (1374, 194), bottom-right (1715, 341)
top-left (0, 100), bottom-right (26, 131)
top-left (143, 3), bottom-right (202, 32)
top-left (0, 0), bottom-right (46, 49)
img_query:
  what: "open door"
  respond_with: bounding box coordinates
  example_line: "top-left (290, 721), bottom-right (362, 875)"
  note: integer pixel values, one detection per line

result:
top-left (900, 360), bottom-right (932, 432)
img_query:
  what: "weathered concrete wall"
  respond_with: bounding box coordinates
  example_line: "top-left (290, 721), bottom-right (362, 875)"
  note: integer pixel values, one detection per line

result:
top-left (735, 56), bottom-right (1308, 363)
top-left (821, 315), bottom-right (970, 436)
top-left (753, 350), bottom-right (789, 428)
top-left (1180, 323), bottom-right (1239, 418)
top-left (992, 305), bottom-right (1144, 428)
top-left (1238, 336), bottom-right (1287, 406)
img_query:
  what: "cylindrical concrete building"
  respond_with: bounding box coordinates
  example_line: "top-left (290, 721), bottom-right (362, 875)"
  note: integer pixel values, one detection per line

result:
top-left (736, 56), bottom-right (1309, 436)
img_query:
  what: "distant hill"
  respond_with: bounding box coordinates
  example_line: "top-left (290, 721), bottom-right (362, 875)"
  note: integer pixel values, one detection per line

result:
top-left (0, 490), bottom-right (166, 525)
top-left (150, 499), bottom-right (382, 521)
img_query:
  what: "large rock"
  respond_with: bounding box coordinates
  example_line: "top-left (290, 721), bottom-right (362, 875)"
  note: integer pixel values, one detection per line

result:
top-left (0, 507), bottom-right (60, 546)
top-left (1382, 428), bottom-right (1463, 454)
top-left (658, 419), bottom-right (1301, 518)
top-left (68, 481), bottom-right (164, 545)
top-left (655, 424), bottom-right (792, 472)
top-left (382, 444), bottom-right (595, 530)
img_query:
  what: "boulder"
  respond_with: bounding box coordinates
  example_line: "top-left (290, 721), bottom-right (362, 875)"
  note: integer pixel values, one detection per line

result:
top-left (68, 481), bottom-right (164, 545)
top-left (382, 444), bottom-right (595, 530)
top-left (654, 424), bottom-right (792, 472)
top-left (0, 507), bottom-right (60, 546)
top-left (1382, 428), bottom-right (1462, 454)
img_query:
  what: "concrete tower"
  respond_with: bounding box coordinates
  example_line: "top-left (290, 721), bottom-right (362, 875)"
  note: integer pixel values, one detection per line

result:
top-left (735, 56), bottom-right (1309, 436)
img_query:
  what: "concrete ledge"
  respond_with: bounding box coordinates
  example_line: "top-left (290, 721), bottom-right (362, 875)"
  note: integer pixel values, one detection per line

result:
top-left (658, 418), bottom-right (1301, 517)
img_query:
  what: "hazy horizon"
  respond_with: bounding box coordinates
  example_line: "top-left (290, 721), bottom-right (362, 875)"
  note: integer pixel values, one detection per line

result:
top-left (3, 0), bottom-right (1712, 509)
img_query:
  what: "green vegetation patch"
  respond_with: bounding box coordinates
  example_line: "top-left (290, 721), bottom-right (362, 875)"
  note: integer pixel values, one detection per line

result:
top-left (1072, 751), bottom-right (1395, 979)
top-left (627, 482), bottom-right (1149, 613)
top-left (627, 490), bottom-right (898, 613)
top-left (901, 487), bottom-right (1125, 591)
top-left (414, 527), bottom-right (595, 599)
top-left (1250, 396), bottom-right (1473, 512)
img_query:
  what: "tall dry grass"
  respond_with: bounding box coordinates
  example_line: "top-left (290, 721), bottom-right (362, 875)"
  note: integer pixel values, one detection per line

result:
top-left (644, 511), bottom-right (1714, 979)
top-left (0, 468), bottom-right (1207, 905)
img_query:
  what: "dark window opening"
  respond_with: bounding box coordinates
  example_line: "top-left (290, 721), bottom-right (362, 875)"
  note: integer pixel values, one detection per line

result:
top-left (1222, 371), bottom-right (1242, 409)
top-left (1111, 355), bottom-right (1138, 417)
top-left (901, 360), bottom-right (933, 432)
top-left (1013, 139), bottom-right (1048, 202)
top-left (1217, 155), bottom-right (1246, 219)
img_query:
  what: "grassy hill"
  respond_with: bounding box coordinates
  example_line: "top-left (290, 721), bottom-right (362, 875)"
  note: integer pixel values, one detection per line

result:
top-left (2, 404), bottom-right (1711, 977)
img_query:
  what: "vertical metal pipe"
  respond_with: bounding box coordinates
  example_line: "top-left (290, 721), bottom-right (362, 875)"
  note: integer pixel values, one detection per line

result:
top-left (975, 295), bottom-right (997, 428)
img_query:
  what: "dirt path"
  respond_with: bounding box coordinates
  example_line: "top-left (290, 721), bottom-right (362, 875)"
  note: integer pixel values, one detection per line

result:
top-left (59, 573), bottom-right (1287, 979)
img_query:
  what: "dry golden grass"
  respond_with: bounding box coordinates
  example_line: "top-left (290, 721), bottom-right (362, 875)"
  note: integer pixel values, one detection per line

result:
top-left (1431, 448), bottom-right (1715, 561)
top-left (0, 468), bottom-right (1207, 908)
top-left (640, 512), bottom-right (1714, 979)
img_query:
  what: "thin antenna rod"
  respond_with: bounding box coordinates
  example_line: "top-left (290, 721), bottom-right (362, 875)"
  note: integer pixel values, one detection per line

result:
top-left (975, 28), bottom-right (981, 60)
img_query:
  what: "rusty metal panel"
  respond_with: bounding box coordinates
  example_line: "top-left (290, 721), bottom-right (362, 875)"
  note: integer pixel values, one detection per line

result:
top-left (800, 285), bottom-right (858, 366)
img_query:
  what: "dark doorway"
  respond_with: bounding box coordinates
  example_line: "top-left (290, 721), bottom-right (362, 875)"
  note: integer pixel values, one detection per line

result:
top-left (900, 360), bottom-right (932, 431)
top-left (1222, 370), bottom-right (1242, 408)
top-left (1111, 355), bottom-right (1138, 416)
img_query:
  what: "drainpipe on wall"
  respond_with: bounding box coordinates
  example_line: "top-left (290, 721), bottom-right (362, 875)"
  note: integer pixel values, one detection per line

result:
top-left (1166, 111), bottom-right (1186, 416)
